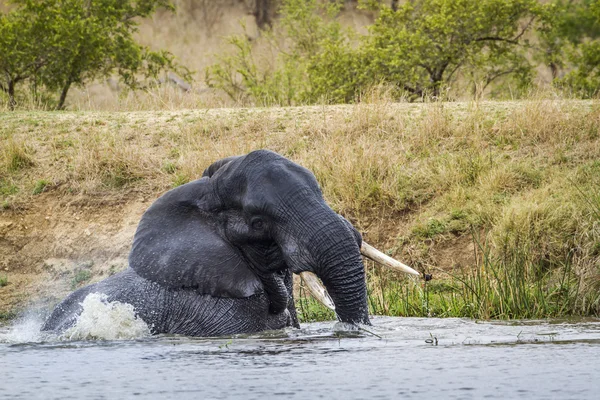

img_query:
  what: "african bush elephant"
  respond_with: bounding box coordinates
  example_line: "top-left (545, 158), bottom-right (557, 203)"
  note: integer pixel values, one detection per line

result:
top-left (42, 150), bottom-right (417, 336)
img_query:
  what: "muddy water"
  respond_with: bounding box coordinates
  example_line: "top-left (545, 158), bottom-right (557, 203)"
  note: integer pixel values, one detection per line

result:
top-left (1, 316), bottom-right (600, 399)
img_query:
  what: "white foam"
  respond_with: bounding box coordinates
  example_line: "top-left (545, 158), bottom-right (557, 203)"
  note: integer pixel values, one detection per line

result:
top-left (0, 314), bottom-right (47, 344)
top-left (332, 321), bottom-right (360, 332)
top-left (61, 293), bottom-right (150, 341)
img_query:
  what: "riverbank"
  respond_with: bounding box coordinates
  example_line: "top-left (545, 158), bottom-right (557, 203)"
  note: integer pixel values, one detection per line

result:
top-left (1, 100), bottom-right (599, 320)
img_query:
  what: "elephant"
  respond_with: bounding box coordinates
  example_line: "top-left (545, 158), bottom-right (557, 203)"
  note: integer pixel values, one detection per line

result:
top-left (42, 150), bottom-right (418, 337)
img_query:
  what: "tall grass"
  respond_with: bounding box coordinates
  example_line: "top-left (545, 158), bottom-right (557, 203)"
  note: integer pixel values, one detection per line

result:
top-left (298, 226), bottom-right (597, 322)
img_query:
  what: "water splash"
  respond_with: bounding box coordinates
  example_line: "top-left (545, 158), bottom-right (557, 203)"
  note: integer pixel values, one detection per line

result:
top-left (0, 293), bottom-right (150, 343)
top-left (0, 313), bottom-right (48, 344)
top-left (61, 293), bottom-right (150, 340)
top-left (332, 321), bottom-right (360, 332)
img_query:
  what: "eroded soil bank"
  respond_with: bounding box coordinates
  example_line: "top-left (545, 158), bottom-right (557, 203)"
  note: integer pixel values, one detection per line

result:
top-left (0, 193), bottom-right (151, 316)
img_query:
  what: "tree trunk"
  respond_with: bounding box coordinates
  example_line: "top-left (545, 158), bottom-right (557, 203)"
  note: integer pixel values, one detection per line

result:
top-left (432, 84), bottom-right (440, 98)
top-left (57, 79), bottom-right (72, 110)
top-left (254, 0), bottom-right (273, 30)
top-left (431, 62), bottom-right (449, 99)
top-left (8, 80), bottom-right (15, 111)
top-left (550, 62), bottom-right (559, 80)
top-left (391, 0), bottom-right (399, 11)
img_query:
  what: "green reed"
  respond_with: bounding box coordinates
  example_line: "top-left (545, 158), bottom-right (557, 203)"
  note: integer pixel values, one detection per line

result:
top-left (296, 229), bottom-right (598, 323)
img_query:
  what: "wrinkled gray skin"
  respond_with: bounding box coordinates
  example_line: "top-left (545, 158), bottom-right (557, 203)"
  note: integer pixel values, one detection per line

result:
top-left (42, 150), bottom-right (370, 336)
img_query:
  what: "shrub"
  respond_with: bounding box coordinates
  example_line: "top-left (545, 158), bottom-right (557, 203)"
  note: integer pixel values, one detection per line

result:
top-left (0, 0), bottom-right (189, 110)
top-left (208, 0), bottom-right (545, 104)
top-left (206, 0), bottom-right (347, 105)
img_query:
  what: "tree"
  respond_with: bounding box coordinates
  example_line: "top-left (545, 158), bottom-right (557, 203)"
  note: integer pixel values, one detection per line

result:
top-left (537, 0), bottom-right (600, 81)
top-left (0, 2), bottom-right (59, 109)
top-left (0, 0), bottom-right (189, 110)
top-left (361, 0), bottom-right (544, 99)
top-left (543, 0), bottom-right (600, 96)
top-left (208, 0), bottom-right (549, 104)
top-left (206, 0), bottom-right (346, 105)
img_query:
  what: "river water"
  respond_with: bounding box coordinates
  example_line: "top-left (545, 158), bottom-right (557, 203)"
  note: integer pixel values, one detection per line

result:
top-left (2, 314), bottom-right (600, 399)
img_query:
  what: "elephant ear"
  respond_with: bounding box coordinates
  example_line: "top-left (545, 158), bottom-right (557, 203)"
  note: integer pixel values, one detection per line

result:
top-left (202, 155), bottom-right (243, 178)
top-left (128, 178), bottom-right (263, 298)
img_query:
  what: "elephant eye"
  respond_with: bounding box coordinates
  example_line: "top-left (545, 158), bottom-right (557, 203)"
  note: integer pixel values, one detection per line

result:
top-left (251, 218), bottom-right (264, 230)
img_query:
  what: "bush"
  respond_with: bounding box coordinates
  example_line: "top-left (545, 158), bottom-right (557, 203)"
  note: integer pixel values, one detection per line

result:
top-left (540, 0), bottom-right (600, 96)
top-left (206, 0), bottom-right (347, 105)
top-left (207, 0), bottom-right (545, 104)
top-left (0, 0), bottom-right (189, 110)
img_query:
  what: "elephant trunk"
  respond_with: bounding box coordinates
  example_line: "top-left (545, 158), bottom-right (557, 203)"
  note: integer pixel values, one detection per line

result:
top-left (290, 207), bottom-right (370, 325)
top-left (320, 263), bottom-right (370, 324)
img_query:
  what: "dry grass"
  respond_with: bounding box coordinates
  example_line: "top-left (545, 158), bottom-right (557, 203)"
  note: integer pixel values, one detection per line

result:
top-left (1, 138), bottom-right (34, 174)
top-left (1, 99), bottom-right (599, 317)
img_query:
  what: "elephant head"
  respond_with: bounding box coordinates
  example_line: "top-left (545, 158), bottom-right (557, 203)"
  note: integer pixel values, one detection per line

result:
top-left (129, 150), bottom-right (370, 325)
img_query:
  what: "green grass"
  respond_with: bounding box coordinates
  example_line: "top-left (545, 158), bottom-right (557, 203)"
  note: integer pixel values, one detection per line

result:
top-left (71, 269), bottom-right (92, 289)
top-left (295, 284), bottom-right (336, 323)
top-left (368, 245), bottom-right (588, 320)
top-left (0, 179), bottom-right (18, 196)
top-left (32, 179), bottom-right (50, 195)
top-left (1, 139), bottom-right (34, 173)
top-left (297, 222), bottom-right (599, 323)
top-left (0, 275), bottom-right (8, 288)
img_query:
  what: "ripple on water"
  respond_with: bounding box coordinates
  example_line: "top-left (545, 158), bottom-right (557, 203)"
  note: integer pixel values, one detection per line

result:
top-left (1, 313), bottom-right (600, 399)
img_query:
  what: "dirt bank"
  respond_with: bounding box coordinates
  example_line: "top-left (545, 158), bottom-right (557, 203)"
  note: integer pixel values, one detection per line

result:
top-left (0, 192), bottom-right (155, 316)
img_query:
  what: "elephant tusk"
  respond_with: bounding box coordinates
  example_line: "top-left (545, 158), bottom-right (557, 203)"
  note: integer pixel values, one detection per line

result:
top-left (360, 242), bottom-right (420, 276)
top-left (299, 272), bottom-right (336, 311)
top-left (298, 243), bottom-right (418, 312)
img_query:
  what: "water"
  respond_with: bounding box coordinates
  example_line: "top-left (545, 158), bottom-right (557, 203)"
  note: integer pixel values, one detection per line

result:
top-left (2, 315), bottom-right (600, 399)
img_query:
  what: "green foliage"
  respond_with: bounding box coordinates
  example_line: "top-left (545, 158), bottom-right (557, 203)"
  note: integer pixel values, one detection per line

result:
top-left (71, 268), bottom-right (92, 289)
top-left (412, 218), bottom-right (447, 239)
top-left (206, 0), bottom-right (346, 105)
top-left (361, 0), bottom-right (542, 99)
top-left (32, 179), bottom-right (50, 195)
top-left (0, 0), bottom-right (189, 110)
top-left (559, 41), bottom-right (600, 97)
top-left (541, 0), bottom-right (600, 96)
top-left (0, 275), bottom-right (8, 288)
top-left (206, 34), bottom-right (303, 106)
top-left (205, 0), bottom-right (370, 104)
top-left (305, 30), bottom-right (369, 103)
top-left (208, 0), bottom-right (544, 104)
top-left (537, 1), bottom-right (600, 80)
